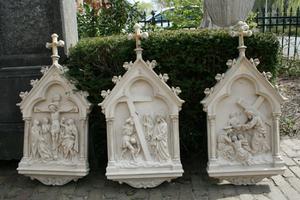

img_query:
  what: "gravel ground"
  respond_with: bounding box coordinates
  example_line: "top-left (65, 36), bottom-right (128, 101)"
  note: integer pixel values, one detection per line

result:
top-left (278, 76), bottom-right (300, 137)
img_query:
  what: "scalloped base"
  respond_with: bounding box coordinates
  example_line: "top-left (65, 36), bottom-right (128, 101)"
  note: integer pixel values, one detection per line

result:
top-left (29, 175), bottom-right (79, 186)
top-left (119, 178), bottom-right (170, 188)
top-left (207, 161), bottom-right (286, 185)
top-left (17, 158), bottom-right (89, 186)
top-left (106, 161), bottom-right (183, 188)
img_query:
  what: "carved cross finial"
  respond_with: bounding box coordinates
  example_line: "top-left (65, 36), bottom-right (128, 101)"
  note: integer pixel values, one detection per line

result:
top-left (46, 33), bottom-right (65, 65)
top-left (128, 23), bottom-right (149, 59)
top-left (229, 21), bottom-right (252, 57)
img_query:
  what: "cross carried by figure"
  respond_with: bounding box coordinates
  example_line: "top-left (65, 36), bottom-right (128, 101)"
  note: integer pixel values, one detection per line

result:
top-left (46, 33), bottom-right (65, 65)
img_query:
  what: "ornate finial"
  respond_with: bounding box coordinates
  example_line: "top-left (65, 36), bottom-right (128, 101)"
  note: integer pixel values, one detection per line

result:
top-left (215, 73), bottom-right (224, 82)
top-left (112, 75), bottom-right (122, 84)
top-left (128, 23), bottom-right (149, 59)
top-left (229, 21), bottom-right (252, 57)
top-left (30, 79), bottom-right (39, 87)
top-left (123, 61), bottom-right (134, 71)
top-left (101, 90), bottom-right (111, 99)
top-left (46, 33), bottom-right (65, 65)
top-left (146, 60), bottom-right (157, 69)
top-left (172, 87), bottom-right (182, 96)
top-left (19, 91), bottom-right (28, 100)
top-left (159, 73), bottom-right (169, 83)
top-left (262, 71), bottom-right (272, 80)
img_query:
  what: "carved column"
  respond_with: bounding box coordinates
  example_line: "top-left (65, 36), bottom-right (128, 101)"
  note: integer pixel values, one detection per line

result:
top-left (79, 118), bottom-right (86, 160)
top-left (170, 115), bottom-right (180, 161)
top-left (23, 117), bottom-right (31, 159)
top-left (207, 115), bottom-right (211, 159)
top-left (208, 115), bottom-right (217, 161)
top-left (84, 117), bottom-right (89, 159)
top-left (272, 113), bottom-right (281, 158)
top-left (106, 117), bottom-right (114, 162)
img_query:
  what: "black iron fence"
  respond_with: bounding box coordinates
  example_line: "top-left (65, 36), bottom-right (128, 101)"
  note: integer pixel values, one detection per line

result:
top-left (256, 7), bottom-right (300, 60)
top-left (139, 8), bottom-right (300, 60)
top-left (138, 11), bottom-right (172, 29)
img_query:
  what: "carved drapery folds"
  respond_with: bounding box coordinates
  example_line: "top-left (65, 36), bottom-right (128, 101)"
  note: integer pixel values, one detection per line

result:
top-left (17, 34), bottom-right (91, 186)
top-left (99, 24), bottom-right (184, 188)
top-left (201, 22), bottom-right (286, 185)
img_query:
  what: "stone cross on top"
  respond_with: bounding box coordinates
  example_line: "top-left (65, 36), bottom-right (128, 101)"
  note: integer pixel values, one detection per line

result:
top-left (46, 33), bottom-right (65, 65)
top-left (229, 21), bottom-right (253, 57)
top-left (128, 23), bottom-right (149, 59)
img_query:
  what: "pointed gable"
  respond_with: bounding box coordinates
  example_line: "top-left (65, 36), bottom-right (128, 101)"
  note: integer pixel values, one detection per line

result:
top-left (18, 63), bottom-right (91, 118)
top-left (201, 55), bottom-right (285, 113)
top-left (99, 57), bottom-right (184, 116)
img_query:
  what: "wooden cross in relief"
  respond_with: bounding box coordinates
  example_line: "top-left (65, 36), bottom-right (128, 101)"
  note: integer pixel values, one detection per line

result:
top-left (46, 33), bottom-right (65, 65)
top-left (237, 96), bottom-right (271, 126)
top-left (230, 21), bottom-right (252, 57)
top-left (120, 96), bottom-right (153, 161)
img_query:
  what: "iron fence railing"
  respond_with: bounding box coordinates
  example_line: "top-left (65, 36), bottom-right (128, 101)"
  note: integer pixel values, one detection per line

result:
top-left (139, 8), bottom-right (300, 60)
top-left (256, 7), bottom-right (300, 60)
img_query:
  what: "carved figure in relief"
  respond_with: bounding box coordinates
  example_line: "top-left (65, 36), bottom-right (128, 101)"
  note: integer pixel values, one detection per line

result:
top-left (143, 115), bottom-right (154, 142)
top-left (39, 118), bottom-right (52, 160)
top-left (34, 94), bottom-right (79, 160)
top-left (217, 133), bottom-right (235, 160)
top-left (121, 118), bottom-right (140, 161)
top-left (60, 119), bottom-right (79, 159)
top-left (237, 134), bottom-right (253, 154)
top-left (31, 120), bottom-right (42, 159)
top-left (240, 110), bottom-right (270, 153)
top-left (153, 116), bottom-right (170, 161)
top-left (48, 103), bottom-right (61, 159)
top-left (230, 135), bottom-right (251, 165)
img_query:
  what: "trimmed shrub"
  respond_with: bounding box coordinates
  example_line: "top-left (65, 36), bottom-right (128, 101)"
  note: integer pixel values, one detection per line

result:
top-left (67, 29), bottom-right (280, 165)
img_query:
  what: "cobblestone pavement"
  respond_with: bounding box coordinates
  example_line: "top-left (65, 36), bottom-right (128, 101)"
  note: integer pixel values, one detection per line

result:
top-left (1, 138), bottom-right (300, 200)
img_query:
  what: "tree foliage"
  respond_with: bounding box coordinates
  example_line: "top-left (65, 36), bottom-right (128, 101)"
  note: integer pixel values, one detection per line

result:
top-left (163, 0), bottom-right (203, 29)
top-left (77, 0), bottom-right (142, 38)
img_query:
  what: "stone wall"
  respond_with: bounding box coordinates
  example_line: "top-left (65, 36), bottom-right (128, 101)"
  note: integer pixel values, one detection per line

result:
top-left (0, 0), bottom-right (65, 159)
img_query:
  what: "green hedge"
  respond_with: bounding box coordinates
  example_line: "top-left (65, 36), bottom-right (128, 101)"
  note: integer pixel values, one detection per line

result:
top-left (67, 29), bottom-right (280, 165)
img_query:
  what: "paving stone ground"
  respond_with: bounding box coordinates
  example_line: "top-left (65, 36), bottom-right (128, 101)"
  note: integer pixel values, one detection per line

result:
top-left (1, 138), bottom-right (300, 200)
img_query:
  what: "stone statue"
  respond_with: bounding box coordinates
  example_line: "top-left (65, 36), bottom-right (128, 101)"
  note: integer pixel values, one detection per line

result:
top-left (39, 118), bottom-right (52, 160)
top-left (230, 135), bottom-right (251, 165)
top-left (153, 116), bottom-right (170, 161)
top-left (61, 119), bottom-right (79, 159)
top-left (240, 110), bottom-right (270, 153)
top-left (217, 133), bottom-right (235, 161)
top-left (31, 120), bottom-right (41, 159)
top-left (201, 0), bottom-right (255, 28)
top-left (121, 118), bottom-right (140, 161)
top-left (17, 34), bottom-right (91, 186)
top-left (48, 103), bottom-right (61, 159)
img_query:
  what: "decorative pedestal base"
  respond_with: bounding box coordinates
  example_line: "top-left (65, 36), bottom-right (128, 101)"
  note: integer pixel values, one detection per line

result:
top-left (208, 162), bottom-right (286, 185)
top-left (106, 162), bottom-right (183, 188)
top-left (17, 159), bottom-right (89, 186)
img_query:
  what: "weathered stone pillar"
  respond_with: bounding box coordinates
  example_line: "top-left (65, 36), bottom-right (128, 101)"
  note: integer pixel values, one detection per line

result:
top-left (23, 118), bottom-right (31, 159)
top-left (170, 115), bottom-right (180, 161)
top-left (106, 117), bottom-right (114, 163)
top-left (208, 115), bottom-right (216, 160)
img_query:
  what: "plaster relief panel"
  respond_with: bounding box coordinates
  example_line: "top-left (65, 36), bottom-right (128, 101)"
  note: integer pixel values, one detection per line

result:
top-left (99, 24), bottom-right (184, 188)
top-left (201, 22), bottom-right (286, 185)
top-left (17, 34), bottom-right (91, 185)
